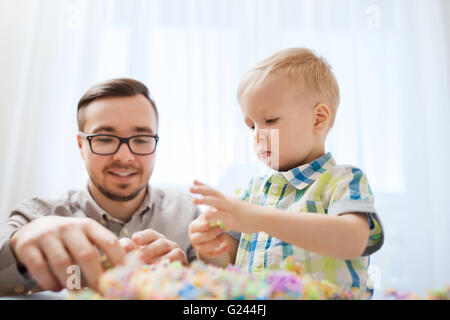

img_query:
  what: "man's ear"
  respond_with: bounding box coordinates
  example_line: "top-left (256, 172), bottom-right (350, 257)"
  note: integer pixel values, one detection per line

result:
top-left (77, 134), bottom-right (86, 160)
top-left (313, 103), bottom-right (331, 133)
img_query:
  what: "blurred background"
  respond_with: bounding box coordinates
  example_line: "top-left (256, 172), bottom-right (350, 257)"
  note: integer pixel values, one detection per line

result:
top-left (0, 0), bottom-right (449, 298)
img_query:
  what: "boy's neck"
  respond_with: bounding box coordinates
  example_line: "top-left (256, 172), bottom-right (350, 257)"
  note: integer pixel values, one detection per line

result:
top-left (280, 147), bottom-right (326, 172)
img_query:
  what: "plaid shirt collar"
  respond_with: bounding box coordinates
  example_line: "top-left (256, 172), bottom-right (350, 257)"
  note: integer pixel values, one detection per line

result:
top-left (265, 152), bottom-right (336, 191)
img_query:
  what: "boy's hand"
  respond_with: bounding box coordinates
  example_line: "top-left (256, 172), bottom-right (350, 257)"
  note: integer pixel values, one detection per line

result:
top-left (189, 180), bottom-right (261, 234)
top-left (188, 214), bottom-right (230, 259)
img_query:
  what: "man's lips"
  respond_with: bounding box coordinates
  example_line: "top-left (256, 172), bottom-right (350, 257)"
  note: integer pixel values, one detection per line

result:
top-left (107, 169), bottom-right (139, 181)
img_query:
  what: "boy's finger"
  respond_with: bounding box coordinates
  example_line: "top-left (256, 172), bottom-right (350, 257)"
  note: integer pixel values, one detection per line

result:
top-left (190, 227), bottom-right (224, 244)
top-left (193, 180), bottom-right (206, 186)
top-left (189, 185), bottom-right (224, 198)
top-left (189, 218), bottom-right (212, 233)
top-left (205, 241), bottom-right (230, 257)
top-left (203, 208), bottom-right (223, 223)
top-left (196, 237), bottom-right (227, 254)
top-left (192, 196), bottom-right (224, 210)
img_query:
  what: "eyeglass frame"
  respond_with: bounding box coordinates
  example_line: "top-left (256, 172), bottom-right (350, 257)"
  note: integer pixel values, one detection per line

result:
top-left (79, 132), bottom-right (159, 155)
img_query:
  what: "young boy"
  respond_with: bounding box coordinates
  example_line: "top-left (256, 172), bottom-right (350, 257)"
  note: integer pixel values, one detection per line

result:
top-left (188, 48), bottom-right (384, 298)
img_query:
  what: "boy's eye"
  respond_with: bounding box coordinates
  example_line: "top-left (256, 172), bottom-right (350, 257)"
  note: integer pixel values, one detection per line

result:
top-left (265, 118), bottom-right (279, 124)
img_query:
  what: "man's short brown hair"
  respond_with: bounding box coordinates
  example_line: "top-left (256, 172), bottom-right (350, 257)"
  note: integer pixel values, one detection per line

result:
top-left (77, 78), bottom-right (158, 131)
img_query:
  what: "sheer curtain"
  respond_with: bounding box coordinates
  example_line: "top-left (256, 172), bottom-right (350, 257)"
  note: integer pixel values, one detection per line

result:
top-left (1, 0), bottom-right (449, 298)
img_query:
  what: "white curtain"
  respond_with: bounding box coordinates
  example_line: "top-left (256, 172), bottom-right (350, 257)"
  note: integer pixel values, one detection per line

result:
top-left (1, 0), bottom-right (449, 298)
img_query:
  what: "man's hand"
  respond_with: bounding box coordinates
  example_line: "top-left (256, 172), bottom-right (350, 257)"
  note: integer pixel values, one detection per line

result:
top-left (9, 216), bottom-right (126, 292)
top-left (189, 180), bottom-right (261, 233)
top-left (119, 229), bottom-right (188, 266)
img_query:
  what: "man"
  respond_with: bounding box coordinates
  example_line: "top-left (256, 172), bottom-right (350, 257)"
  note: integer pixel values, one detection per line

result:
top-left (0, 78), bottom-right (200, 296)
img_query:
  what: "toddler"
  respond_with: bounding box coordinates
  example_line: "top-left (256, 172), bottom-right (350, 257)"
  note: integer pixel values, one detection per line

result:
top-left (188, 48), bottom-right (384, 298)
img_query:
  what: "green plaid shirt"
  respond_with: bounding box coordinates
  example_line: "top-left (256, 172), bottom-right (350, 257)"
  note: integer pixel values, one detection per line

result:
top-left (233, 153), bottom-right (383, 298)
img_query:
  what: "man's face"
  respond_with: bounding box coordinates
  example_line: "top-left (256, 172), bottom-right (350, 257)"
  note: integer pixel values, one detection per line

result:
top-left (78, 95), bottom-right (158, 202)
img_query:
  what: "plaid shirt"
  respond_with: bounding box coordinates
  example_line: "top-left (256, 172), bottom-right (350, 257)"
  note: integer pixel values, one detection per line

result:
top-left (233, 152), bottom-right (383, 298)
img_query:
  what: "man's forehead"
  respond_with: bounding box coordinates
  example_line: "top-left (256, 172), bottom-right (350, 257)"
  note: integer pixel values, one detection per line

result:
top-left (81, 95), bottom-right (158, 133)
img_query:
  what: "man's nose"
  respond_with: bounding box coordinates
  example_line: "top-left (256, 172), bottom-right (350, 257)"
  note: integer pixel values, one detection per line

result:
top-left (112, 142), bottom-right (135, 162)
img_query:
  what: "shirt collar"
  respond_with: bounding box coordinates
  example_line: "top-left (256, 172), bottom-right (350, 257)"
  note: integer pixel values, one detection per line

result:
top-left (77, 184), bottom-right (153, 223)
top-left (268, 152), bottom-right (336, 191)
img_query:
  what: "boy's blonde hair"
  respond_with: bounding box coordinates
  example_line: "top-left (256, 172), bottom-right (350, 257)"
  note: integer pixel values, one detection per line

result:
top-left (237, 48), bottom-right (340, 129)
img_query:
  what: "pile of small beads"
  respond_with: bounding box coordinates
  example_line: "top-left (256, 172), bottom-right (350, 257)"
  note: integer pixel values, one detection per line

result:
top-left (385, 287), bottom-right (450, 300)
top-left (69, 252), bottom-right (359, 300)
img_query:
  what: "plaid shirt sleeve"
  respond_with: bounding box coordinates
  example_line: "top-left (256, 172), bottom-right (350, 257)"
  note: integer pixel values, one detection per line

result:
top-left (326, 167), bottom-right (384, 256)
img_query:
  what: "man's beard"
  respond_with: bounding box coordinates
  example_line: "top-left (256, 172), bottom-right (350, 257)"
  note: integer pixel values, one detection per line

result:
top-left (90, 171), bottom-right (148, 202)
top-left (94, 181), bottom-right (147, 202)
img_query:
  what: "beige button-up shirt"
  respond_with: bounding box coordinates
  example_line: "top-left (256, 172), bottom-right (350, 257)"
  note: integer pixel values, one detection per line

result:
top-left (0, 185), bottom-right (200, 296)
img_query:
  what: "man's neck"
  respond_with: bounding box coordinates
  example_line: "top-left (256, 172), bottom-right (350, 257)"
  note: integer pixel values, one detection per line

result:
top-left (87, 182), bottom-right (148, 223)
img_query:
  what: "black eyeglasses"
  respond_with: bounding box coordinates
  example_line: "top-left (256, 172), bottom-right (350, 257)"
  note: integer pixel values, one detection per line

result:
top-left (79, 132), bottom-right (159, 155)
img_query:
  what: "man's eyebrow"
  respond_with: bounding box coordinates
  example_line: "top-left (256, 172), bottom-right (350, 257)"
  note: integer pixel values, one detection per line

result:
top-left (134, 126), bottom-right (155, 134)
top-left (91, 126), bottom-right (115, 133)
top-left (90, 126), bottom-right (155, 134)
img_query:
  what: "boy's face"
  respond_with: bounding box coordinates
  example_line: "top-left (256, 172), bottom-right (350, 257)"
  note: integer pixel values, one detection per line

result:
top-left (77, 95), bottom-right (158, 201)
top-left (240, 73), bottom-right (325, 171)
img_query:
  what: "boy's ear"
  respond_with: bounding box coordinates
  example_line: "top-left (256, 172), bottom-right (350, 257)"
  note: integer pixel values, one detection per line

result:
top-left (313, 103), bottom-right (331, 133)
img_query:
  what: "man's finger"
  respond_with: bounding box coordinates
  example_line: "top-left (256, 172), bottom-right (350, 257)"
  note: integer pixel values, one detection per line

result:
top-left (119, 237), bottom-right (138, 253)
top-left (39, 235), bottom-right (73, 289)
top-left (20, 245), bottom-right (61, 291)
top-left (62, 230), bottom-right (103, 291)
top-left (84, 220), bottom-right (126, 267)
top-left (148, 248), bottom-right (188, 266)
top-left (131, 229), bottom-right (162, 246)
top-left (140, 238), bottom-right (176, 263)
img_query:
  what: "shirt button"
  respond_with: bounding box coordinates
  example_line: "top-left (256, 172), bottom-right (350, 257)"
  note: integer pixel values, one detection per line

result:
top-left (123, 228), bottom-right (129, 236)
top-left (14, 285), bottom-right (25, 294)
top-left (271, 184), bottom-right (279, 194)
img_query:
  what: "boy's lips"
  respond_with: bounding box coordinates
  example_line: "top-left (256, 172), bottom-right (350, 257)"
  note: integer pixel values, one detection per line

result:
top-left (258, 151), bottom-right (272, 160)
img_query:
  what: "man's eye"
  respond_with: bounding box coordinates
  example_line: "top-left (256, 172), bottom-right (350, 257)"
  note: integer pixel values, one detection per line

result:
top-left (265, 118), bottom-right (279, 124)
top-left (97, 138), bottom-right (114, 143)
top-left (134, 139), bottom-right (150, 144)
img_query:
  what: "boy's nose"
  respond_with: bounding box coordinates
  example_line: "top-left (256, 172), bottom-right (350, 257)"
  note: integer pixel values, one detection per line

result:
top-left (254, 128), bottom-right (269, 143)
top-left (112, 142), bottom-right (135, 162)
